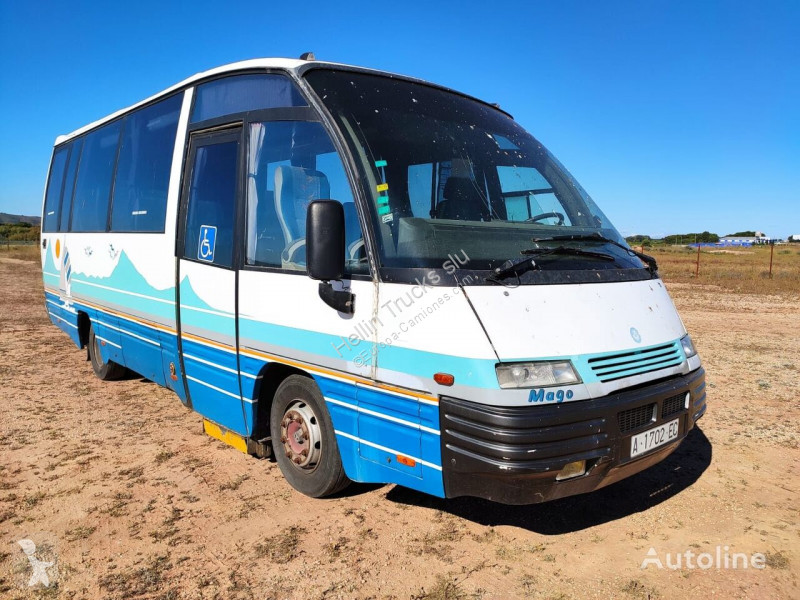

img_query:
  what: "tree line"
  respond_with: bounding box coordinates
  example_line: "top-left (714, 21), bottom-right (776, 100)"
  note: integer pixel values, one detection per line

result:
top-left (626, 231), bottom-right (719, 246)
top-left (0, 222), bottom-right (40, 241)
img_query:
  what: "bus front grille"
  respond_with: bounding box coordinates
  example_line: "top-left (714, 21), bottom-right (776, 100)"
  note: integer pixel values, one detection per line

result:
top-left (587, 341), bottom-right (684, 383)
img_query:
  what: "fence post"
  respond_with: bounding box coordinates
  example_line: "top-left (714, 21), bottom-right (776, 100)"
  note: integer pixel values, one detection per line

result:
top-left (769, 241), bottom-right (774, 279)
top-left (695, 243), bottom-right (701, 277)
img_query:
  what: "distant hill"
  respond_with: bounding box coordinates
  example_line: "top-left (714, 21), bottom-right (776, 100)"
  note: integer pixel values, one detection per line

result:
top-left (0, 213), bottom-right (40, 225)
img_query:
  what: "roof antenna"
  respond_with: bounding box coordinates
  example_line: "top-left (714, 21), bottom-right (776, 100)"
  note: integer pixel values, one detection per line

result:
top-left (299, 52), bottom-right (315, 61)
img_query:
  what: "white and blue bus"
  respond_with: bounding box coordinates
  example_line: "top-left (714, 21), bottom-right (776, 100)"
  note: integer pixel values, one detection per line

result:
top-left (41, 57), bottom-right (706, 504)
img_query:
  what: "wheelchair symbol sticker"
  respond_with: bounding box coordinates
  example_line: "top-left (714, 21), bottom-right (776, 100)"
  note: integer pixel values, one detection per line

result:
top-left (198, 225), bottom-right (217, 262)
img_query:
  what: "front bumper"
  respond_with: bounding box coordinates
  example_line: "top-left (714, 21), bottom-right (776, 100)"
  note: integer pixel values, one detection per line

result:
top-left (440, 367), bottom-right (706, 505)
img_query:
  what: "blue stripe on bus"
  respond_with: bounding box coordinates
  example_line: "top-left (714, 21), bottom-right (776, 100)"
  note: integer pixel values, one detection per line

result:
top-left (239, 315), bottom-right (500, 388)
top-left (44, 290), bottom-right (446, 497)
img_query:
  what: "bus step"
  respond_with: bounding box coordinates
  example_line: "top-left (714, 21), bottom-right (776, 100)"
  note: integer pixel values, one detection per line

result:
top-left (202, 419), bottom-right (248, 454)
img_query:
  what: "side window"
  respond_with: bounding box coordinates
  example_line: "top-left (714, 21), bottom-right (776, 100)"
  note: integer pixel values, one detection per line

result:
top-left (245, 121), bottom-right (366, 274)
top-left (42, 146), bottom-right (69, 232)
top-left (59, 138), bottom-right (83, 232)
top-left (497, 165), bottom-right (572, 225)
top-left (111, 94), bottom-right (182, 232)
top-left (191, 74), bottom-right (306, 123)
top-left (183, 138), bottom-right (239, 268)
top-left (71, 121), bottom-right (122, 232)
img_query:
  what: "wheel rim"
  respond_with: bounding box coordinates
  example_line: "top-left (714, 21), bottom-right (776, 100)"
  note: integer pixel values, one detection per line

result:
top-left (279, 401), bottom-right (321, 470)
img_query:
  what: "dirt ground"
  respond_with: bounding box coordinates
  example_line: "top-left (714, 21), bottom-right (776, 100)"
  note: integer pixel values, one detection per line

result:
top-left (0, 254), bottom-right (797, 599)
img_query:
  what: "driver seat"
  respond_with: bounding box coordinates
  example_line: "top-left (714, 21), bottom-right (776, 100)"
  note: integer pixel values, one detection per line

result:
top-left (436, 177), bottom-right (490, 221)
top-left (274, 166), bottom-right (330, 269)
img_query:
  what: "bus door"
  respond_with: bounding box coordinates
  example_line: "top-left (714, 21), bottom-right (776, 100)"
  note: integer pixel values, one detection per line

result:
top-left (176, 127), bottom-right (247, 434)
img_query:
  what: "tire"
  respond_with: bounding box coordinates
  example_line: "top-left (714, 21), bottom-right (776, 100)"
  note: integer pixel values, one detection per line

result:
top-left (88, 324), bottom-right (127, 381)
top-left (270, 375), bottom-right (349, 498)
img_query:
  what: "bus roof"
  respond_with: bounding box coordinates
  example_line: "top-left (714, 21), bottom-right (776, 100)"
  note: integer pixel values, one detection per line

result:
top-left (55, 57), bottom-right (507, 145)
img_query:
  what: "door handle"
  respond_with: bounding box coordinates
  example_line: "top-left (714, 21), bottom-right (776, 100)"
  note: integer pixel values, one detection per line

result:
top-left (42, 238), bottom-right (47, 249)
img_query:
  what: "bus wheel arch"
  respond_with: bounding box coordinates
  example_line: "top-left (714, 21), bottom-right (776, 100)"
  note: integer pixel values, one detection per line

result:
top-left (77, 311), bottom-right (91, 351)
top-left (252, 362), bottom-right (310, 441)
top-left (87, 323), bottom-right (127, 381)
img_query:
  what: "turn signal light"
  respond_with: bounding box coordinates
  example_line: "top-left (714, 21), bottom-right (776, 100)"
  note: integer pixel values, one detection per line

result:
top-left (433, 373), bottom-right (454, 386)
top-left (397, 455), bottom-right (416, 467)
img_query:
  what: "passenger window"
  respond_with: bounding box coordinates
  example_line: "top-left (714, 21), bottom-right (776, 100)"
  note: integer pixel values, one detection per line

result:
top-left (191, 74), bottom-right (306, 123)
top-left (245, 121), bottom-right (366, 274)
top-left (497, 165), bottom-right (572, 225)
top-left (111, 94), bottom-right (182, 232)
top-left (59, 139), bottom-right (83, 232)
top-left (42, 146), bottom-right (69, 233)
top-left (183, 139), bottom-right (239, 268)
top-left (71, 121), bottom-right (122, 232)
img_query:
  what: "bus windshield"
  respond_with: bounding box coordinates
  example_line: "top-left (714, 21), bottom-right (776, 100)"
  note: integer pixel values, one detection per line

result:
top-left (305, 69), bottom-right (645, 277)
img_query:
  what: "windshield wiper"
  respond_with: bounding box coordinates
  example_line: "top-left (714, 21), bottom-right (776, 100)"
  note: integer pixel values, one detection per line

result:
top-left (485, 246), bottom-right (615, 286)
top-left (485, 257), bottom-right (539, 285)
top-left (531, 233), bottom-right (659, 274)
top-left (520, 246), bottom-right (617, 262)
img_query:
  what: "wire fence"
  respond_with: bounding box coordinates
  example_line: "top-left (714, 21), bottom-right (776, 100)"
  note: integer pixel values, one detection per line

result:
top-left (0, 239), bottom-right (38, 248)
top-left (639, 244), bottom-right (800, 295)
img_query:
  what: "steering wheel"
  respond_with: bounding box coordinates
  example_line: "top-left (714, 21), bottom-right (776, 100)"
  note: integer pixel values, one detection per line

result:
top-left (526, 211), bottom-right (565, 225)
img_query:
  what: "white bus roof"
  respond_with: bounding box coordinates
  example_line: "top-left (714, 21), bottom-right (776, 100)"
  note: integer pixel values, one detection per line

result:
top-left (56, 58), bottom-right (360, 145)
top-left (55, 58), bottom-right (506, 146)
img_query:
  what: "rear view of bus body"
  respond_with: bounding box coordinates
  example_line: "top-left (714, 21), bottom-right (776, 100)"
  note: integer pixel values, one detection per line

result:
top-left (40, 58), bottom-right (706, 505)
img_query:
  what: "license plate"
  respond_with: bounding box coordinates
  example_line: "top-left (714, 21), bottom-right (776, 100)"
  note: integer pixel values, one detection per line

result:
top-left (630, 418), bottom-right (680, 458)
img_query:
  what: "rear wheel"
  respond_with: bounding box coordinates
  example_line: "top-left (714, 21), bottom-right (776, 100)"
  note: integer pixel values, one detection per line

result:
top-left (270, 375), bottom-right (349, 498)
top-left (88, 324), bottom-right (127, 381)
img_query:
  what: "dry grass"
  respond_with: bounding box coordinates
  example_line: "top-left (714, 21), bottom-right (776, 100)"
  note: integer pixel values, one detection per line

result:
top-left (254, 526), bottom-right (307, 564)
top-left (646, 245), bottom-right (800, 295)
top-left (0, 243), bottom-right (39, 262)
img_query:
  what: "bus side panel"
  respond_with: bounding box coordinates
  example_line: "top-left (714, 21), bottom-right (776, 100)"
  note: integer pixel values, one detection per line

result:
top-left (158, 330), bottom-right (185, 397)
top-left (356, 385), bottom-right (423, 478)
top-left (237, 349), bottom-right (445, 496)
top-left (43, 289), bottom-right (82, 349)
top-left (66, 233), bottom-right (178, 391)
top-left (41, 238), bottom-right (81, 348)
top-left (113, 310), bottom-right (166, 386)
top-left (179, 333), bottom-right (244, 434)
top-left (237, 352), bottom-right (266, 436)
top-left (88, 308), bottom-right (124, 366)
top-left (314, 372), bottom-right (446, 498)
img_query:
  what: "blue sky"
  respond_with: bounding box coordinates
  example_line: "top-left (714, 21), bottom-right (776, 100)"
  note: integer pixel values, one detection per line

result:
top-left (1, 1), bottom-right (798, 238)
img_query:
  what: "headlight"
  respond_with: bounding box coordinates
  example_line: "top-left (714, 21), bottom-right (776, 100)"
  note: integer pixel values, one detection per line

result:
top-left (496, 361), bottom-right (581, 389)
top-left (680, 334), bottom-right (697, 358)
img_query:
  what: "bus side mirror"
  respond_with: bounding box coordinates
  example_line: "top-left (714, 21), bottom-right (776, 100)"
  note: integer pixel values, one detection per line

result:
top-left (306, 200), bottom-right (355, 314)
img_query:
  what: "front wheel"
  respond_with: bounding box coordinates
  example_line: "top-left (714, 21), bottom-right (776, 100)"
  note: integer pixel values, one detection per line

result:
top-left (270, 375), bottom-right (349, 498)
top-left (88, 324), bottom-right (127, 381)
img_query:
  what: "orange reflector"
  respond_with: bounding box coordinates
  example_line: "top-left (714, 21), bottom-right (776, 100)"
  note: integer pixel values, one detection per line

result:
top-left (397, 455), bottom-right (416, 467)
top-left (433, 372), bottom-right (454, 386)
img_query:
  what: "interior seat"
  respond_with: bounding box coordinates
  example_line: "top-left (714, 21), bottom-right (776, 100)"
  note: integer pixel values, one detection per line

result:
top-left (252, 189), bottom-right (283, 266)
top-left (274, 166), bottom-right (330, 269)
top-left (436, 177), bottom-right (490, 221)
